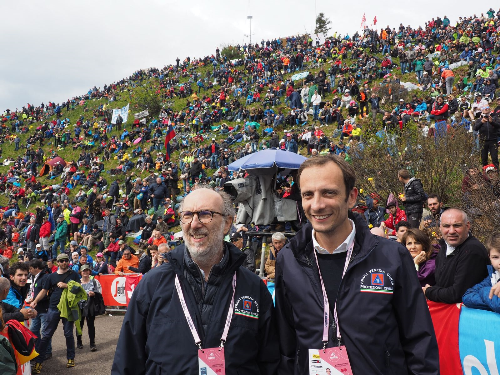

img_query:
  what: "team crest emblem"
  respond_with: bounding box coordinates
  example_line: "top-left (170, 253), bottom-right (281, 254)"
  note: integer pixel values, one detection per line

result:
top-left (235, 296), bottom-right (259, 319)
top-left (360, 269), bottom-right (394, 294)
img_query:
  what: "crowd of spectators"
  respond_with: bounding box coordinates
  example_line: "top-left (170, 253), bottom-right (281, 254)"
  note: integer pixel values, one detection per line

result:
top-left (1, 8), bottom-right (500, 373)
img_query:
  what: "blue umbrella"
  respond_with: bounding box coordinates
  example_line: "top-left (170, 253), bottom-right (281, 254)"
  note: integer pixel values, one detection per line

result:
top-left (228, 149), bottom-right (307, 171)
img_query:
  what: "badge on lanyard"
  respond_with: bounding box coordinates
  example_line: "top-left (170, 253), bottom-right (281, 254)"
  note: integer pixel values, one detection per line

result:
top-left (198, 347), bottom-right (225, 375)
top-left (175, 273), bottom-right (237, 375)
top-left (309, 242), bottom-right (354, 375)
top-left (308, 347), bottom-right (353, 375)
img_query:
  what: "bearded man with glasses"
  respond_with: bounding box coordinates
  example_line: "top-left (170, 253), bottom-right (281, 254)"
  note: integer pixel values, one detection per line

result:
top-left (30, 253), bottom-right (81, 373)
top-left (112, 187), bottom-right (279, 375)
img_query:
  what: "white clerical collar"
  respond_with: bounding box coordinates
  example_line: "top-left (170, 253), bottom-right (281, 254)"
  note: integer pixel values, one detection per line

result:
top-left (445, 234), bottom-right (469, 256)
top-left (313, 219), bottom-right (356, 255)
top-left (445, 243), bottom-right (456, 257)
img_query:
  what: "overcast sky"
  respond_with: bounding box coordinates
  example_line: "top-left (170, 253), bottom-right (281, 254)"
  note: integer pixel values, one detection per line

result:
top-left (0, 1), bottom-right (491, 111)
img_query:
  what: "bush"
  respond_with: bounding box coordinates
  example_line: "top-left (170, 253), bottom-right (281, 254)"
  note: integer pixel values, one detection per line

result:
top-left (349, 124), bottom-right (498, 240)
top-left (221, 45), bottom-right (243, 60)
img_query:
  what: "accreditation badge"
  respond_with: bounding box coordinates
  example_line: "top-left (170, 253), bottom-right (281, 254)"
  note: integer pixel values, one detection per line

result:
top-left (308, 347), bottom-right (353, 375)
top-left (198, 347), bottom-right (225, 375)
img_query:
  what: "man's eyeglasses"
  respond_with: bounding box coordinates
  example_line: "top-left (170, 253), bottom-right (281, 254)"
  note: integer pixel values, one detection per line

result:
top-left (180, 210), bottom-right (224, 224)
top-left (57, 259), bottom-right (69, 263)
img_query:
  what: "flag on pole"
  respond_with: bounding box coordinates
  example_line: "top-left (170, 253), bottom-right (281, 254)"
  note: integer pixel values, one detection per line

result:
top-left (373, 16), bottom-right (378, 25)
top-left (361, 13), bottom-right (367, 29)
top-left (164, 122), bottom-right (176, 161)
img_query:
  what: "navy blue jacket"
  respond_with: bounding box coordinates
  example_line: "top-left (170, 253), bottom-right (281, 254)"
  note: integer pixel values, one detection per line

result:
top-left (275, 213), bottom-right (439, 375)
top-left (149, 182), bottom-right (168, 200)
top-left (463, 265), bottom-right (500, 313)
top-left (112, 243), bottom-right (279, 375)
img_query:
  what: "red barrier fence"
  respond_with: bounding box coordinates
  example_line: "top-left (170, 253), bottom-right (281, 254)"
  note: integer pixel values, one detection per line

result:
top-left (95, 274), bottom-right (142, 307)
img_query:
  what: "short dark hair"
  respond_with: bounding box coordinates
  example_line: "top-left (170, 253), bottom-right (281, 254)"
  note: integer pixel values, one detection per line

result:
top-left (398, 169), bottom-right (411, 180)
top-left (10, 262), bottom-right (29, 277)
top-left (297, 155), bottom-right (356, 198)
top-left (147, 245), bottom-right (158, 257)
top-left (396, 221), bottom-right (410, 231)
top-left (30, 259), bottom-right (44, 270)
top-left (427, 193), bottom-right (441, 202)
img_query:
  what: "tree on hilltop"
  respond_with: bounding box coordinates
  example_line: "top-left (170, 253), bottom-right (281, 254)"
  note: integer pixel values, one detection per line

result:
top-left (315, 13), bottom-right (331, 37)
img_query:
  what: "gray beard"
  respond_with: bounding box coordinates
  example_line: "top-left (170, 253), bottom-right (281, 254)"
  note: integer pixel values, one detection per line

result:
top-left (185, 222), bottom-right (226, 272)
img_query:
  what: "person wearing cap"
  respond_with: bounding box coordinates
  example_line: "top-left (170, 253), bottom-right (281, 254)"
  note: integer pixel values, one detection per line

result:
top-left (31, 253), bottom-right (81, 373)
top-left (112, 187), bottom-right (279, 374)
top-left (380, 195), bottom-right (407, 236)
top-left (285, 133), bottom-right (298, 153)
top-left (474, 106), bottom-right (500, 170)
top-left (230, 231), bottom-right (255, 272)
top-left (52, 214), bottom-right (68, 260)
top-left (114, 247), bottom-right (139, 276)
top-left (92, 253), bottom-right (108, 276)
top-left (34, 243), bottom-right (49, 262)
top-left (155, 215), bottom-right (169, 235)
top-left (76, 264), bottom-right (102, 352)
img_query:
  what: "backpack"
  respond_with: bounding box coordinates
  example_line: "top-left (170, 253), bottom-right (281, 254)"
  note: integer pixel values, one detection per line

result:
top-left (4, 320), bottom-right (38, 364)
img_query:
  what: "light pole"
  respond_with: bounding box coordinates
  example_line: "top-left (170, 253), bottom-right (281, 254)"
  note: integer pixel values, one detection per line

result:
top-left (247, 16), bottom-right (253, 46)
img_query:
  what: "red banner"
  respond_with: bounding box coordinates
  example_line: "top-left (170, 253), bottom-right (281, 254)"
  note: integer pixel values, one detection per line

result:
top-left (427, 301), bottom-right (463, 375)
top-left (125, 274), bottom-right (142, 305)
top-left (96, 274), bottom-right (142, 307)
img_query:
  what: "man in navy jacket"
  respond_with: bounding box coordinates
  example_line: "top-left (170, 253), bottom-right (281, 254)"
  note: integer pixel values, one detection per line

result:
top-left (275, 155), bottom-right (439, 374)
top-left (112, 188), bottom-right (279, 374)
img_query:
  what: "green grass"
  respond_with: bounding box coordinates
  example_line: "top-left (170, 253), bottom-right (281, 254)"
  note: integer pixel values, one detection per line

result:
top-left (2, 47), bottom-right (462, 225)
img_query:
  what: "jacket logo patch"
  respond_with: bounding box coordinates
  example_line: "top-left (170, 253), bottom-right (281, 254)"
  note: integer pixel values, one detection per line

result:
top-left (235, 296), bottom-right (259, 319)
top-left (371, 273), bottom-right (384, 286)
top-left (243, 299), bottom-right (252, 311)
top-left (360, 269), bottom-right (394, 294)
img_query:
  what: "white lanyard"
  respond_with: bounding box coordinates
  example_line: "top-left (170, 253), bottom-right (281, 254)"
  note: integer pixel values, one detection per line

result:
top-left (313, 242), bottom-right (354, 348)
top-left (175, 272), bottom-right (237, 349)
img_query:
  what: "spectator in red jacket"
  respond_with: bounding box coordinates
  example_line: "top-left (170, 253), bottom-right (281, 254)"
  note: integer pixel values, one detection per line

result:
top-left (103, 235), bottom-right (120, 266)
top-left (39, 219), bottom-right (52, 253)
top-left (381, 195), bottom-right (407, 235)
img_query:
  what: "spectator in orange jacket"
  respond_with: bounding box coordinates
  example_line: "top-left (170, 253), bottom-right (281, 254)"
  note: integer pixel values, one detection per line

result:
top-left (115, 248), bottom-right (139, 275)
top-left (149, 230), bottom-right (167, 247)
top-left (341, 120), bottom-right (353, 140)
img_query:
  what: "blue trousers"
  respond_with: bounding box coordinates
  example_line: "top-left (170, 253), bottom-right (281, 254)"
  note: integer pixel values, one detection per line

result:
top-left (31, 312), bottom-right (53, 356)
top-left (35, 308), bottom-right (75, 364)
top-left (52, 239), bottom-right (66, 259)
